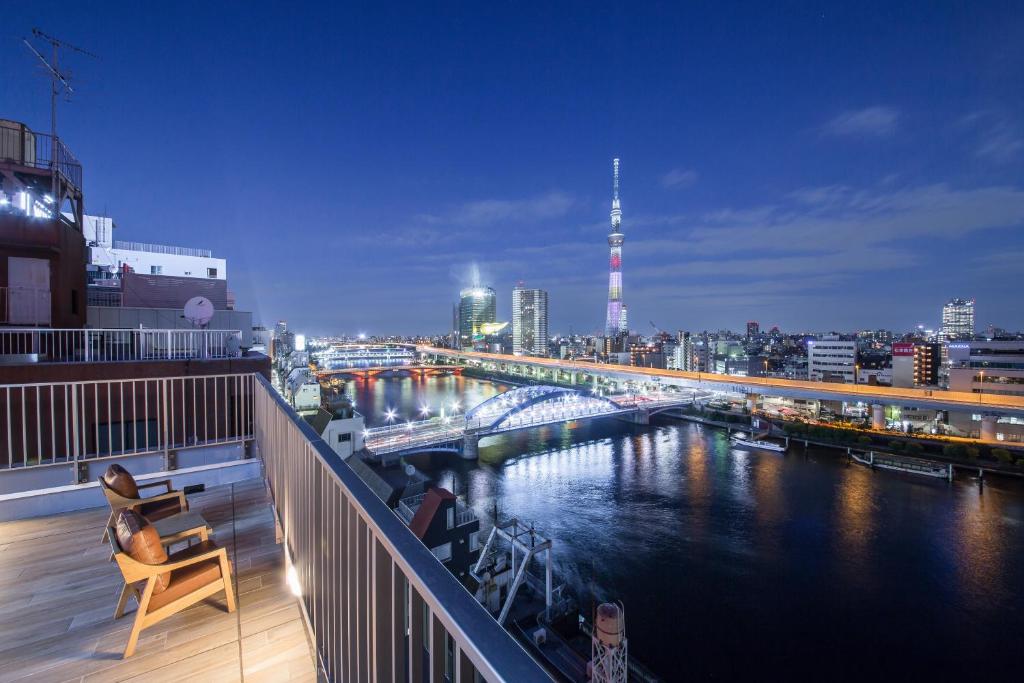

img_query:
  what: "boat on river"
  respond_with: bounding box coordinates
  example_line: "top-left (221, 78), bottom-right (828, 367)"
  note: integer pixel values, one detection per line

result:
top-left (730, 433), bottom-right (786, 452)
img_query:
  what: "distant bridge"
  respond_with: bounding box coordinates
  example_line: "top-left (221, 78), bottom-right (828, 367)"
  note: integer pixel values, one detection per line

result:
top-left (364, 385), bottom-right (693, 462)
top-left (316, 365), bottom-right (461, 381)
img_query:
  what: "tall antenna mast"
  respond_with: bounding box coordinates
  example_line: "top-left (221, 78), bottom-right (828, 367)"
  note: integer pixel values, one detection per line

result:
top-left (612, 158), bottom-right (620, 203)
top-left (23, 28), bottom-right (98, 199)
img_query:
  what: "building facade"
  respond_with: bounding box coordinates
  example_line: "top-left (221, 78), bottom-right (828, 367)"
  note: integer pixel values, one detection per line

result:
top-left (808, 338), bottom-right (858, 383)
top-left (947, 341), bottom-right (1024, 442)
top-left (511, 284), bottom-right (548, 356)
top-left (941, 298), bottom-right (975, 341)
top-left (458, 286), bottom-right (496, 349)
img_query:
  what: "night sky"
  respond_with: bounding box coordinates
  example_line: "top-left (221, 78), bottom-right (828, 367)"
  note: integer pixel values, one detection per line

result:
top-left (5, 2), bottom-right (1023, 335)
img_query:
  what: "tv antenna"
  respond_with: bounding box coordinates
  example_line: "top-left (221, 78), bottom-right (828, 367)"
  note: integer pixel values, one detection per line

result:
top-left (23, 28), bottom-right (99, 196)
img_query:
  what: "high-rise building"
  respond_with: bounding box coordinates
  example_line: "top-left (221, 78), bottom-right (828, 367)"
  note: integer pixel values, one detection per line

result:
top-left (618, 303), bottom-right (628, 335)
top-left (512, 284), bottom-right (548, 357)
top-left (604, 158), bottom-right (625, 337)
top-left (746, 321), bottom-right (760, 339)
top-left (458, 285), bottom-right (496, 349)
top-left (941, 298), bottom-right (974, 341)
top-left (670, 331), bottom-right (695, 371)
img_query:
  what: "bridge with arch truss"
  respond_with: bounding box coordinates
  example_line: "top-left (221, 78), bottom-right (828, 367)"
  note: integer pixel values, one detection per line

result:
top-left (363, 385), bottom-right (694, 462)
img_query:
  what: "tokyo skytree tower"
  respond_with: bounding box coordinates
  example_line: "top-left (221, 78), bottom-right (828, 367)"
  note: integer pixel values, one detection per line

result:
top-left (604, 158), bottom-right (626, 337)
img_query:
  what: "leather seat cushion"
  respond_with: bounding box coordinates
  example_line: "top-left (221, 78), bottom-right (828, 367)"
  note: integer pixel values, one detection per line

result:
top-left (137, 496), bottom-right (183, 522)
top-left (125, 521), bottom-right (171, 594)
top-left (147, 557), bottom-right (223, 611)
top-left (103, 464), bottom-right (140, 499)
top-left (115, 508), bottom-right (145, 553)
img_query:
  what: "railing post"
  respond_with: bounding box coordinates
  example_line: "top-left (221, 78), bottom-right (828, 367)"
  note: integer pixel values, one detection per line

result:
top-left (167, 330), bottom-right (172, 360)
top-left (161, 378), bottom-right (171, 469)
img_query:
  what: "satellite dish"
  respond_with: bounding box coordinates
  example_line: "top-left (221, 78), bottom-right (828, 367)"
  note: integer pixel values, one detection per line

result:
top-left (184, 296), bottom-right (215, 327)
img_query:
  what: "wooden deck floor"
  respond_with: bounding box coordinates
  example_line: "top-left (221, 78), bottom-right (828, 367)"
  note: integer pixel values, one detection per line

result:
top-left (0, 479), bottom-right (318, 683)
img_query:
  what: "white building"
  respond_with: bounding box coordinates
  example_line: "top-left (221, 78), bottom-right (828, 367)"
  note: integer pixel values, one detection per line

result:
top-left (286, 367), bottom-right (321, 414)
top-left (947, 341), bottom-right (1024, 396)
top-left (511, 285), bottom-right (548, 357)
top-left (318, 410), bottom-right (366, 459)
top-left (807, 338), bottom-right (857, 383)
top-left (940, 298), bottom-right (974, 341)
top-left (84, 214), bottom-right (226, 280)
top-left (947, 341), bottom-right (1024, 442)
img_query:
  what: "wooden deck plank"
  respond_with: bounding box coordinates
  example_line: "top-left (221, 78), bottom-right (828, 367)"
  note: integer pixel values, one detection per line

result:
top-left (0, 479), bottom-right (317, 683)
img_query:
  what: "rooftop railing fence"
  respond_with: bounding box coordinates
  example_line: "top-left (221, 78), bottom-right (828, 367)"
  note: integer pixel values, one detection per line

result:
top-left (0, 328), bottom-right (242, 363)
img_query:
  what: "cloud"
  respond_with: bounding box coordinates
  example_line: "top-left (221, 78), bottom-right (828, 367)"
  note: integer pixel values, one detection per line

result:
top-left (428, 191), bottom-right (575, 227)
top-left (962, 112), bottom-right (1023, 164)
top-left (660, 168), bottom-right (698, 189)
top-left (680, 183), bottom-right (1024, 257)
top-left (821, 106), bottom-right (900, 138)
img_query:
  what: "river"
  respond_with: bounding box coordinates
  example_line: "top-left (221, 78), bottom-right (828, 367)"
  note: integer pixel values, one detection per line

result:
top-left (348, 375), bottom-right (1024, 680)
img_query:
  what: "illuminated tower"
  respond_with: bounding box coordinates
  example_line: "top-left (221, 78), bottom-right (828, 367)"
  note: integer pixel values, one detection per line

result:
top-left (604, 158), bottom-right (625, 337)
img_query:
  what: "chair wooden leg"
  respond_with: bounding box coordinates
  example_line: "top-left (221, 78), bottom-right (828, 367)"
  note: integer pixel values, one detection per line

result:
top-left (124, 581), bottom-right (154, 658)
top-left (123, 610), bottom-right (145, 658)
top-left (114, 583), bottom-right (133, 619)
top-left (221, 557), bottom-right (237, 613)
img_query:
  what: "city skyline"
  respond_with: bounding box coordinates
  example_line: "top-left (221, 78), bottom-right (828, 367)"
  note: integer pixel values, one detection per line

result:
top-left (5, 3), bottom-right (1024, 335)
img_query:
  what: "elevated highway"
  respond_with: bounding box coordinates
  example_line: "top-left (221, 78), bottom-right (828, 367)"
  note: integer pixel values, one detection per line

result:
top-left (417, 346), bottom-right (1024, 418)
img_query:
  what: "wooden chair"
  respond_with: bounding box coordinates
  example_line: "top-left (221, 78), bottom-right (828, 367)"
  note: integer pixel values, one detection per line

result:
top-left (99, 463), bottom-right (188, 542)
top-left (108, 510), bottom-right (236, 658)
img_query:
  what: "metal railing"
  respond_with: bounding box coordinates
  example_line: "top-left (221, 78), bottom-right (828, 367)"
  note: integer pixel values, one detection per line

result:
top-left (0, 125), bottom-right (82, 190)
top-left (112, 240), bottom-right (213, 258)
top-left (0, 328), bottom-right (242, 363)
top-left (0, 373), bottom-right (255, 470)
top-left (397, 492), bottom-right (477, 529)
top-left (253, 374), bottom-right (549, 682)
top-left (0, 287), bottom-right (51, 325)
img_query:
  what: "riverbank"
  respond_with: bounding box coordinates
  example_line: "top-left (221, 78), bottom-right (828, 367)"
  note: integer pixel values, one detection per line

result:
top-left (665, 410), bottom-right (1024, 479)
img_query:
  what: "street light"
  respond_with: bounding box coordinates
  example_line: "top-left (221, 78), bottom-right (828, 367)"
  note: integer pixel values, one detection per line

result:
top-left (420, 404), bottom-right (431, 419)
top-left (385, 408), bottom-right (397, 434)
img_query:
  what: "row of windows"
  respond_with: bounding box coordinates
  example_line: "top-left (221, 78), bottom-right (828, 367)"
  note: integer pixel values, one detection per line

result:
top-left (148, 265), bottom-right (218, 277)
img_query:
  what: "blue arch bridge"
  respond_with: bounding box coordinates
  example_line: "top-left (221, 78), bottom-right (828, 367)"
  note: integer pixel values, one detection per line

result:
top-left (363, 385), bottom-right (695, 463)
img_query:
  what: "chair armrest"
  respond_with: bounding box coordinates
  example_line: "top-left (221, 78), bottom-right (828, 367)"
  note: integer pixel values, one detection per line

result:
top-left (114, 545), bottom-right (226, 581)
top-left (138, 479), bottom-right (173, 494)
top-left (129, 490), bottom-right (186, 508)
top-left (161, 546), bottom-right (227, 572)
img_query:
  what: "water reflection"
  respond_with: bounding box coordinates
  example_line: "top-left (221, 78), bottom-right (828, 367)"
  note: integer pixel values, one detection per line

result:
top-left (368, 377), bottom-right (1024, 679)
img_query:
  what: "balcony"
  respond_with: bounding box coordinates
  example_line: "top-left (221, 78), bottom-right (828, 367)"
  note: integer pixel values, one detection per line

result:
top-left (398, 492), bottom-right (477, 527)
top-left (0, 478), bottom-right (317, 680)
top-left (0, 372), bottom-right (550, 681)
top-left (0, 125), bottom-right (83, 193)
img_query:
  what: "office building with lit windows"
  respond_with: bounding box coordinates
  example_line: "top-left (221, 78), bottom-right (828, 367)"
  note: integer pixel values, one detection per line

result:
top-left (458, 285), bottom-right (496, 349)
top-left (807, 338), bottom-right (857, 383)
top-left (940, 298), bottom-right (975, 341)
top-left (511, 284), bottom-right (548, 357)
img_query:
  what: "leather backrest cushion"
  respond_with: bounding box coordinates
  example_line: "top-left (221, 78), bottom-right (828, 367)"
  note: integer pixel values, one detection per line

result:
top-left (103, 464), bottom-right (139, 499)
top-left (115, 508), bottom-right (145, 553)
top-left (128, 523), bottom-right (171, 594)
